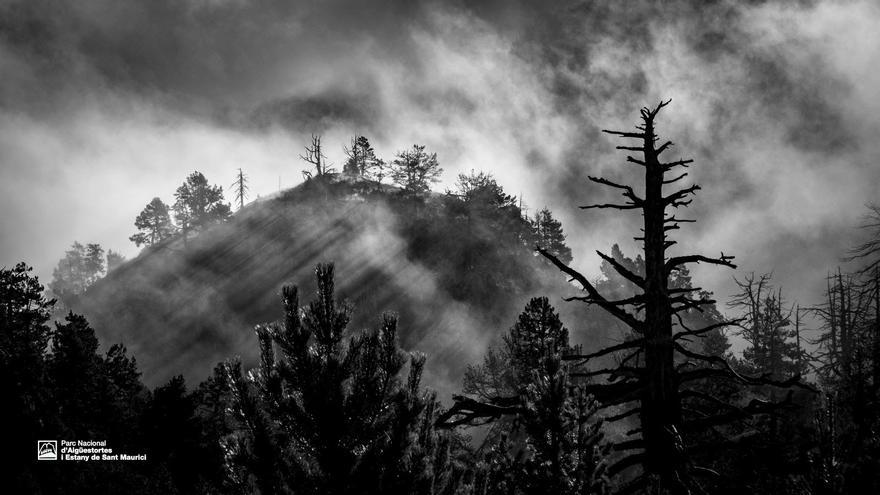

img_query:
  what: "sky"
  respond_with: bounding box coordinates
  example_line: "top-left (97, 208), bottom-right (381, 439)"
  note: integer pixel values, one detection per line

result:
top-left (1, 0), bottom-right (879, 341)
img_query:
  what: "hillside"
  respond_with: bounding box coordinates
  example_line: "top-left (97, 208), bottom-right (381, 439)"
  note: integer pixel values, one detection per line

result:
top-left (72, 175), bottom-right (606, 392)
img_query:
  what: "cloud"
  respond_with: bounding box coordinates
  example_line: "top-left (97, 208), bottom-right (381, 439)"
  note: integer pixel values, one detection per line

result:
top-left (2, 0), bottom-right (879, 360)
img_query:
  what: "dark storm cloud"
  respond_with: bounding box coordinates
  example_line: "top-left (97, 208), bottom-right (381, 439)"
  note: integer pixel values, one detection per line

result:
top-left (1, 0), bottom-right (879, 362)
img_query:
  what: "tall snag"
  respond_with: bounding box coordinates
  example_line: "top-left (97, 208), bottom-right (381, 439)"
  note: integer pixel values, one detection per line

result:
top-left (542, 101), bottom-right (813, 492)
top-left (438, 101), bottom-right (811, 493)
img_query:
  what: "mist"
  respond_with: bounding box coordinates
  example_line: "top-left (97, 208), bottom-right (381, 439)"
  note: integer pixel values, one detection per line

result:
top-left (2, 0), bottom-right (880, 355)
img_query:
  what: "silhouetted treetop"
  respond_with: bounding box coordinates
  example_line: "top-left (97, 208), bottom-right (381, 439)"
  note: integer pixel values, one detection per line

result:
top-left (390, 144), bottom-right (442, 194)
top-left (130, 197), bottom-right (176, 247)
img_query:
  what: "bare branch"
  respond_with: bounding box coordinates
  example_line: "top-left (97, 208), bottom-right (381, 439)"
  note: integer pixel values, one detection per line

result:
top-left (663, 172), bottom-right (688, 185)
top-left (664, 185), bottom-right (701, 205)
top-left (673, 320), bottom-right (740, 341)
top-left (596, 249), bottom-right (646, 288)
top-left (562, 338), bottom-right (646, 364)
top-left (656, 141), bottom-right (673, 155)
top-left (603, 130), bottom-right (646, 139)
top-left (627, 156), bottom-right (647, 167)
top-left (435, 394), bottom-right (521, 429)
top-left (538, 247), bottom-right (644, 330)
top-left (666, 254), bottom-right (736, 274)
top-left (589, 176), bottom-right (645, 206)
top-left (580, 203), bottom-right (641, 210)
top-left (662, 159), bottom-right (694, 170)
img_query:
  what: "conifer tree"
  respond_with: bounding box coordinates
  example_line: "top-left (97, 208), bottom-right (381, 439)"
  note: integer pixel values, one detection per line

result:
top-left (222, 264), bottom-right (459, 494)
top-left (130, 197), bottom-right (176, 247)
top-left (173, 172), bottom-right (231, 243)
top-left (440, 297), bottom-right (610, 494)
top-left (1, 263), bottom-right (54, 491)
top-left (532, 208), bottom-right (573, 265)
top-left (50, 241), bottom-right (106, 302)
top-left (84, 243), bottom-right (105, 284)
top-left (390, 145), bottom-right (442, 194)
top-left (343, 135), bottom-right (382, 179)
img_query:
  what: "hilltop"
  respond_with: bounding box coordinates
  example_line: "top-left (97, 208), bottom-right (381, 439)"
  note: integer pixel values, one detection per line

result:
top-left (72, 174), bottom-right (603, 391)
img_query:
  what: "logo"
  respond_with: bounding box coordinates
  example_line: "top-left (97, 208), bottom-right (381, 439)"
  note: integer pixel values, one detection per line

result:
top-left (37, 440), bottom-right (57, 460)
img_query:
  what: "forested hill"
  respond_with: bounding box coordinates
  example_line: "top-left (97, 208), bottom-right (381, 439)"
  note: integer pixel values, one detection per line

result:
top-left (72, 174), bottom-right (598, 390)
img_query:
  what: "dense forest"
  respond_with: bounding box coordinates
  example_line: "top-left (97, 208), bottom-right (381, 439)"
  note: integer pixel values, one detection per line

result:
top-left (5, 105), bottom-right (880, 494)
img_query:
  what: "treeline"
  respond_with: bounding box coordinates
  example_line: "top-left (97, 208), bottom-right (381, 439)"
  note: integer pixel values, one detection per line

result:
top-left (10, 106), bottom-right (880, 494)
top-left (125, 135), bottom-right (445, 251)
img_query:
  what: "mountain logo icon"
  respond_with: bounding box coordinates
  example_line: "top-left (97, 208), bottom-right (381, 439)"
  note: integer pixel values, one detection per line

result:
top-left (37, 440), bottom-right (57, 460)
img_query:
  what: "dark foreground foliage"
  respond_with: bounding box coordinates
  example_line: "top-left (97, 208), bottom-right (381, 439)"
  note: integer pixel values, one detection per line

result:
top-left (6, 112), bottom-right (880, 494)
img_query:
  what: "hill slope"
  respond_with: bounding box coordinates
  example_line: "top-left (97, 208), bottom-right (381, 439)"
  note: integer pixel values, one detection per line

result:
top-left (74, 176), bottom-right (604, 391)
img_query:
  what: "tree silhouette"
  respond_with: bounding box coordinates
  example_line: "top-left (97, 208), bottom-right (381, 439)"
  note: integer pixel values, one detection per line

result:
top-left (390, 145), bottom-right (442, 194)
top-left (50, 242), bottom-right (105, 302)
top-left (531, 101), bottom-right (811, 492)
top-left (439, 297), bottom-right (610, 494)
top-left (729, 273), bottom-right (804, 379)
top-left (172, 172), bottom-right (231, 244)
top-left (532, 208), bottom-right (573, 265)
top-left (343, 135), bottom-right (383, 180)
top-left (130, 197), bottom-right (176, 247)
top-left (231, 168), bottom-right (249, 210)
top-left (848, 204), bottom-right (880, 274)
top-left (300, 134), bottom-right (333, 180)
top-left (221, 264), bottom-right (459, 494)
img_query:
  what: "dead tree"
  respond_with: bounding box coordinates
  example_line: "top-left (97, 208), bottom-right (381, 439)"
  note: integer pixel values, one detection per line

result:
top-left (300, 134), bottom-right (332, 180)
top-left (231, 168), bottom-right (249, 210)
top-left (438, 101), bottom-right (811, 493)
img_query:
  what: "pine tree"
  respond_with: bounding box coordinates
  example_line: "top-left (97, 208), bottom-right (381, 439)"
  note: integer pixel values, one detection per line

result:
top-left (343, 135), bottom-right (382, 179)
top-left (50, 312), bottom-right (103, 433)
top-left (441, 297), bottom-right (610, 494)
top-left (50, 241), bottom-right (106, 302)
top-left (390, 145), bottom-right (442, 194)
top-left (172, 172), bottom-right (232, 243)
top-left (1, 263), bottom-right (54, 491)
top-left (455, 170), bottom-right (516, 208)
top-left (50, 241), bottom-right (87, 299)
top-left (84, 243), bottom-right (105, 285)
top-left (221, 264), bottom-right (455, 494)
top-left (130, 197), bottom-right (176, 247)
top-left (532, 208), bottom-right (573, 265)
